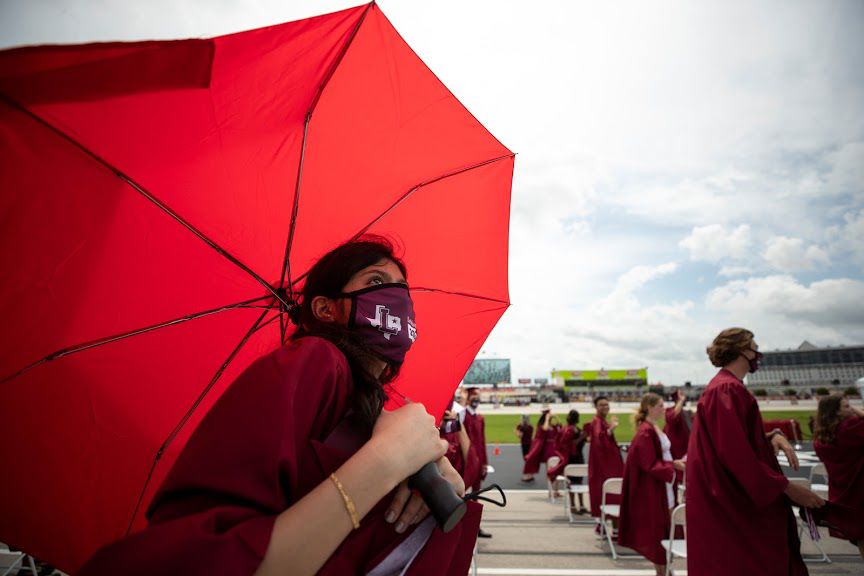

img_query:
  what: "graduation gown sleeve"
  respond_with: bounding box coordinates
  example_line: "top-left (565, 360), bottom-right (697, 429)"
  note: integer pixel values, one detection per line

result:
top-left (663, 406), bottom-right (690, 459)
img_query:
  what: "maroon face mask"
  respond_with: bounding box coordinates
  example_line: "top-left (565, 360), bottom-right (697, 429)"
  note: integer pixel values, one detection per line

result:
top-left (340, 283), bottom-right (417, 365)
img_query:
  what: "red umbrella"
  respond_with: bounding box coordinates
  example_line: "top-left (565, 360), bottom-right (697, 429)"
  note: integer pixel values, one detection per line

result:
top-left (0, 3), bottom-right (513, 573)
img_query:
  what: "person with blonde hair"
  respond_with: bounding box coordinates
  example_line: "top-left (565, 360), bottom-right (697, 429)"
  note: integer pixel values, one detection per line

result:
top-left (618, 393), bottom-right (686, 576)
top-left (685, 328), bottom-right (824, 576)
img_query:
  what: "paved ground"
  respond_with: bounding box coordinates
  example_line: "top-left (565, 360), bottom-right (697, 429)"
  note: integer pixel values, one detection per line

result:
top-left (475, 490), bottom-right (863, 575)
top-left (3, 482), bottom-right (860, 576)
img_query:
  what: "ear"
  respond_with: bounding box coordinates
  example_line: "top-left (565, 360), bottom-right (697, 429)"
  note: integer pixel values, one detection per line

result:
top-left (311, 295), bottom-right (338, 323)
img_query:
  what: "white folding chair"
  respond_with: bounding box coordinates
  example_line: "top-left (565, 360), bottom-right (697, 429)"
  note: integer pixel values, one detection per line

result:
top-left (809, 463), bottom-right (829, 498)
top-left (562, 464), bottom-right (591, 523)
top-left (546, 456), bottom-right (564, 503)
top-left (660, 504), bottom-right (687, 576)
top-left (787, 477), bottom-right (830, 564)
top-left (1, 543), bottom-right (38, 576)
top-left (599, 477), bottom-right (637, 559)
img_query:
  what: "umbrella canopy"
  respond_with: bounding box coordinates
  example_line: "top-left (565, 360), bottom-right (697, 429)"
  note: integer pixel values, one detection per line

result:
top-left (0, 2), bottom-right (513, 573)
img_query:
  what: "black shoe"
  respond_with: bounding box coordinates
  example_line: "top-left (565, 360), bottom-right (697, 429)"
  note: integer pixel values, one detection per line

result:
top-left (477, 528), bottom-right (492, 538)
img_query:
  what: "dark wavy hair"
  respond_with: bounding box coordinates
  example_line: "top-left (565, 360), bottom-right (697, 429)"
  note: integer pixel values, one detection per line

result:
top-left (290, 235), bottom-right (407, 432)
top-left (814, 395), bottom-right (843, 444)
top-left (567, 409), bottom-right (580, 426)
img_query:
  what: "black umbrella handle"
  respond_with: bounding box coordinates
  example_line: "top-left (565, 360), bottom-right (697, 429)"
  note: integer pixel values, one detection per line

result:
top-left (408, 461), bottom-right (466, 533)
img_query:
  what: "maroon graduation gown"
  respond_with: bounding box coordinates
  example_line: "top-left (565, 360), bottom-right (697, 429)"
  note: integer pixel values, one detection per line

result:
top-left (523, 424), bottom-right (560, 476)
top-left (546, 424), bottom-right (585, 480)
top-left (441, 429), bottom-right (481, 493)
top-left (618, 422), bottom-right (676, 565)
top-left (685, 369), bottom-right (805, 576)
top-left (813, 415), bottom-right (864, 539)
top-left (463, 410), bottom-right (487, 491)
top-left (79, 337), bottom-right (480, 576)
top-left (587, 417), bottom-right (624, 517)
top-left (663, 406), bottom-right (690, 459)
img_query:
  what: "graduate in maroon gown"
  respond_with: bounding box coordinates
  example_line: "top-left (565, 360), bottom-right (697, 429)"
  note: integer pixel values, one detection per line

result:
top-left (515, 414), bottom-right (535, 460)
top-left (813, 394), bottom-right (864, 559)
top-left (462, 387), bottom-right (488, 492)
top-left (587, 396), bottom-right (624, 519)
top-left (462, 387), bottom-right (492, 538)
top-left (686, 328), bottom-right (824, 576)
top-left (79, 238), bottom-right (477, 576)
top-left (547, 409), bottom-right (589, 512)
top-left (663, 389), bottom-right (691, 459)
top-left (522, 409), bottom-right (560, 480)
top-left (440, 408), bottom-right (481, 492)
top-left (619, 393), bottom-right (686, 576)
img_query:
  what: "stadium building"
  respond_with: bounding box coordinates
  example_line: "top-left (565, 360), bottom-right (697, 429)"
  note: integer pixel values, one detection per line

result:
top-left (551, 368), bottom-right (648, 400)
top-left (748, 341), bottom-right (864, 391)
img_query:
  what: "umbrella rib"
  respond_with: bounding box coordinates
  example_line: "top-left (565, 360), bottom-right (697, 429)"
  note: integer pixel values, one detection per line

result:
top-left (0, 295), bottom-right (274, 386)
top-left (348, 153), bottom-right (515, 240)
top-left (285, 152), bottom-right (515, 290)
top-left (278, 1), bottom-right (375, 292)
top-left (126, 304), bottom-right (275, 535)
top-left (0, 93), bottom-right (287, 309)
top-left (411, 287), bottom-right (509, 306)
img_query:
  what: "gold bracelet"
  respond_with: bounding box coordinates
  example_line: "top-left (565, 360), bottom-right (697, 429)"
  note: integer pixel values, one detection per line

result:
top-left (330, 473), bottom-right (361, 529)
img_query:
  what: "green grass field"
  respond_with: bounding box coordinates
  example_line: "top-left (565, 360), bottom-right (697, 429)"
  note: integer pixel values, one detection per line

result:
top-left (482, 410), bottom-right (814, 445)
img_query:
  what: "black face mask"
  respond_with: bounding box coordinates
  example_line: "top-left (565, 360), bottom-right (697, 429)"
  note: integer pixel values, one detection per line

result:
top-left (741, 350), bottom-right (764, 373)
top-left (469, 398), bottom-right (480, 409)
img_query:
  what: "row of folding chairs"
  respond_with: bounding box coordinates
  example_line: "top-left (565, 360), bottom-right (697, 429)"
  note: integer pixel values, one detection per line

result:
top-left (596, 478), bottom-right (686, 575)
top-left (583, 477), bottom-right (830, 571)
top-left (0, 543), bottom-right (38, 576)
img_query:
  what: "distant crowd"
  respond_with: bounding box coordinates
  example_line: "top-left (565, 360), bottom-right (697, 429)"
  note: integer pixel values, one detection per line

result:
top-left (453, 327), bottom-right (864, 576)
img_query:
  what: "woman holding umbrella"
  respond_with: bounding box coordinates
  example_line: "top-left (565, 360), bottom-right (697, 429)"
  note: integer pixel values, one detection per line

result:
top-left (80, 237), bottom-right (475, 576)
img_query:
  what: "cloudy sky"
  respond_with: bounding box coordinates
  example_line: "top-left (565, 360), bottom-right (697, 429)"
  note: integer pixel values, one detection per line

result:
top-left (3, 0), bottom-right (862, 385)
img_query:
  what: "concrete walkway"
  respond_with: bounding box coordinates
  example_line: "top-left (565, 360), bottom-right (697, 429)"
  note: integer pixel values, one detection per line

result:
top-left (475, 490), bottom-right (863, 575)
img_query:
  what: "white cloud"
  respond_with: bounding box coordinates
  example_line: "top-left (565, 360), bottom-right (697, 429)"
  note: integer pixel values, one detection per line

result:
top-left (826, 209), bottom-right (864, 270)
top-left (706, 276), bottom-right (864, 327)
top-left (606, 262), bottom-right (675, 295)
top-left (680, 224), bottom-right (752, 263)
top-left (718, 265), bottom-right (753, 277)
top-left (762, 237), bottom-right (830, 271)
top-left (825, 141), bottom-right (864, 199)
